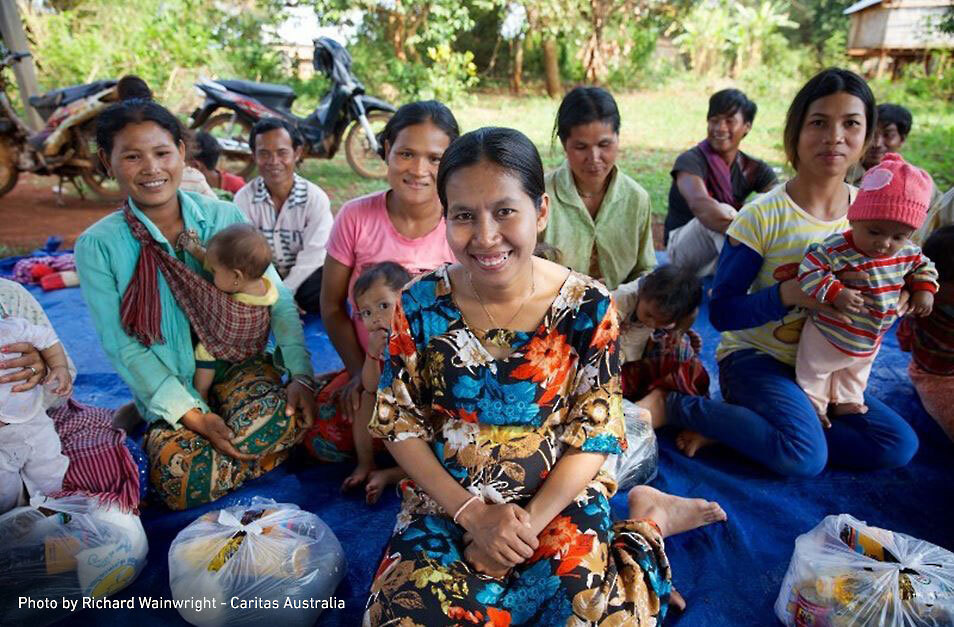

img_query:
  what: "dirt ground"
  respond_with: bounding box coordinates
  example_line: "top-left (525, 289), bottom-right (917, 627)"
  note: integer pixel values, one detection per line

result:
top-left (0, 174), bottom-right (115, 252)
top-left (0, 174), bottom-right (668, 253)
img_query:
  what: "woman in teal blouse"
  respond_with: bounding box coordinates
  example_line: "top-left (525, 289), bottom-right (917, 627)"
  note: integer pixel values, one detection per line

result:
top-left (543, 87), bottom-right (656, 290)
top-left (75, 99), bottom-right (315, 510)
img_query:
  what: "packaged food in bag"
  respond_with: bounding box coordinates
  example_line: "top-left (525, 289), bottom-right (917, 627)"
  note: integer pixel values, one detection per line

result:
top-left (775, 513), bottom-right (954, 626)
top-left (168, 497), bottom-right (346, 627)
top-left (602, 400), bottom-right (658, 490)
top-left (0, 495), bottom-right (148, 625)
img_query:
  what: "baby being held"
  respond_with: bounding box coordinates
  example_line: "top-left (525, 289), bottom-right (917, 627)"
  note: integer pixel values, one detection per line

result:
top-left (0, 316), bottom-right (72, 513)
top-left (179, 224), bottom-right (277, 401)
top-left (796, 154), bottom-right (938, 425)
top-left (341, 262), bottom-right (410, 504)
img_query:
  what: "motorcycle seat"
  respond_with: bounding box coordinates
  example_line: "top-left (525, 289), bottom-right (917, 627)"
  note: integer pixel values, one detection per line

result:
top-left (29, 80), bottom-right (117, 121)
top-left (218, 80), bottom-right (296, 108)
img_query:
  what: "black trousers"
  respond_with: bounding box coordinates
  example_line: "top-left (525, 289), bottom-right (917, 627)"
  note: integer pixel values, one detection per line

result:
top-left (294, 266), bottom-right (323, 315)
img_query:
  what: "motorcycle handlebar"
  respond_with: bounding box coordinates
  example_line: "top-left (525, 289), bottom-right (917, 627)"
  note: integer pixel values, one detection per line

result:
top-left (1, 51), bottom-right (31, 66)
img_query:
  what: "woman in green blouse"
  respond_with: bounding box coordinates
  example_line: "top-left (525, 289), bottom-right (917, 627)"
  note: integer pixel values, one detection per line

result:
top-left (543, 86), bottom-right (656, 290)
top-left (75, 99), bottom-right (315, 510)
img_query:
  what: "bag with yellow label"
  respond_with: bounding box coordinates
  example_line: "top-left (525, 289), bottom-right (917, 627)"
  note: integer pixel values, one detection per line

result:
top-left (0, 495), bottom-right (148, 625)
top-left (168, 497), bottom-right (346, 627)
top-left (775, 513), bottom-right (954, 626)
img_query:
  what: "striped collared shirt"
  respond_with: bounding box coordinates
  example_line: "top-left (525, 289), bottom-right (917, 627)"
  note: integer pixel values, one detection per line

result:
top-left (234, 174), bottom-right (333, 293)
top-left (799, 230), bottom-right (939, 356)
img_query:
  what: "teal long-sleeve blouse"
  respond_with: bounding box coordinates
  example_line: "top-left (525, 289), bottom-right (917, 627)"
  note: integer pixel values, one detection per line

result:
top-left (75, 190), bottom-right (313, 427)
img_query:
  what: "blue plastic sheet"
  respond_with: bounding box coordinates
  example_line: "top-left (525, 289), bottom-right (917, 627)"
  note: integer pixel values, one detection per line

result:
top-left (20, 266), bottom-right (951, 626)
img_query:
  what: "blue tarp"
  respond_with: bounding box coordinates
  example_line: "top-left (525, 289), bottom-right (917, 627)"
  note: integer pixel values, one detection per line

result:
top-left (21, 263), bottom-right (953, 626)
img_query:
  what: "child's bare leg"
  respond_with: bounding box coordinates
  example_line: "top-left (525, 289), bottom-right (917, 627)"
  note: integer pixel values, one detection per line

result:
top-left (342, 391), bottom-right (376, 492)
top-left (365, 466), bottom-right (406, 504)
top-left (635, 388), bottom-right (667, 429)
top-left (193, 367), bottom-right (215, 402)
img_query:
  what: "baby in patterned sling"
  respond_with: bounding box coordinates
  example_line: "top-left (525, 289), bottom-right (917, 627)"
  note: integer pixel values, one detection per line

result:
top-left (178, 224), bottom-right (278, 402)
top-left (796, 154), bottom-right (938, 425)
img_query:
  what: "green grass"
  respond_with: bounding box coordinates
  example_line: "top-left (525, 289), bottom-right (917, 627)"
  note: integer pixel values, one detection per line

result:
top-left (298, 78), bottom-right (954, 216)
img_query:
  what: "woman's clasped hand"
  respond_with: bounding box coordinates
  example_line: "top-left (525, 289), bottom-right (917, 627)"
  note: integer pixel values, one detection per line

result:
top-left (457, 500), bottom-right (539, 577)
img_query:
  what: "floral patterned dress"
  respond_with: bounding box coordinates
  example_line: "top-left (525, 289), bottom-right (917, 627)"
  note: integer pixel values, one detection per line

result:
top-left (366, 265), bottom-right (672, 626)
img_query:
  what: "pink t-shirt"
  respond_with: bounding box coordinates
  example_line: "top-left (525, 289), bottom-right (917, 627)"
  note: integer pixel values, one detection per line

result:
top-left (326, 190), bottom-right (457, 352)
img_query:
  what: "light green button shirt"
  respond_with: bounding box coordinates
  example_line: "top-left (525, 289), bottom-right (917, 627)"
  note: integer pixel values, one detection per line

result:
top-left (543, 161), bottom-right (656, 291)
top-left (75, 191), bottom-right (312, 428)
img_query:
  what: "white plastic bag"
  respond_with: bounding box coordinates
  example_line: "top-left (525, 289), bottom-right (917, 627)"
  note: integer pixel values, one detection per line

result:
top-left (169, 497), bottom-right (346, 627)
top-left (603, 400), bottom-right (658, 490)
top-left (775, 513), bottom-right (954, 626)
top-left (0, 495), bottom-right (148, 625)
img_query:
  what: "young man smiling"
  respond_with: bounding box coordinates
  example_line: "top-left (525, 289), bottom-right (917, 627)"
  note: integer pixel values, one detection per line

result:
top-left (664, 89), bottom-right (777, 276)
top-left (234, 118), bottom-right (333, 315)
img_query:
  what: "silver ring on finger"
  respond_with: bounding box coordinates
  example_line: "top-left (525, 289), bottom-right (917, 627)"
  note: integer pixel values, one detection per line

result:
top-left (28, 366), bottom-right (38, 376)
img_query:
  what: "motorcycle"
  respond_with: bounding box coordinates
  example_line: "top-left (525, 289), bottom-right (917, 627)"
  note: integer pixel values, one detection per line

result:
top-left (0, 45), bottom-right (121, 201)
top-left (190, 37), bottom-right (396, 180)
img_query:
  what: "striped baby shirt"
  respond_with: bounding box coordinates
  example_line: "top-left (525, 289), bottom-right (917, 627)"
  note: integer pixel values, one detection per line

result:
top-left (799, 230), bottom-right (938, 357)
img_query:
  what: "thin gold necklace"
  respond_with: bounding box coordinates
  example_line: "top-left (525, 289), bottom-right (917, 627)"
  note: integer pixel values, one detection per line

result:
top-left (468, 263), bottom-right (535, 330)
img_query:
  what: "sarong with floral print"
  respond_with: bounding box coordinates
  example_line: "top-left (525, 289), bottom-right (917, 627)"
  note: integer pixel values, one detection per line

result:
top-left (366, 266), bottom-right (672, 626)
top-left (145, 354), bottom-right (302, 510)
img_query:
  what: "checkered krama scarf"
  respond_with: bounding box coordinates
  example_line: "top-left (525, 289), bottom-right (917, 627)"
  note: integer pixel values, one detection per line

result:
top-left (119, 203), bottom-right (270, 363)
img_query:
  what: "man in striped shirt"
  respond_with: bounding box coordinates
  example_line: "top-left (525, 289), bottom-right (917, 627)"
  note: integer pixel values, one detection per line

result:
top-left (796, 154), bottom-right (938, 423)
top-left (234, 118), bottom-right (333, 315)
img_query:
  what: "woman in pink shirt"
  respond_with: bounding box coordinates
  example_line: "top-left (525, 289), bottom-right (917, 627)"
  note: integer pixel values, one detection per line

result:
top-left (306, 101), bottom-right (460, 473)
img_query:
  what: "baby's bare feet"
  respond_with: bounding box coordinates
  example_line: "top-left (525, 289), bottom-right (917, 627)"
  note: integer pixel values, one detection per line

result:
top-left (832, 402), bottom-right (867, 416)
top-left (365, 467), bottom-right (405, 505)
top-left (675, 429), bottom-right (717, 457)
top-left (341, 463), bottom-right (374, 493)
top-left (628, 485), bottom-right (727, 538)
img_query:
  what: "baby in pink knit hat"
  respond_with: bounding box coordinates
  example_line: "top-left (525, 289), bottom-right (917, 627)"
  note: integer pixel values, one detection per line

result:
top-left (795, 153), bottom-right (939, 424)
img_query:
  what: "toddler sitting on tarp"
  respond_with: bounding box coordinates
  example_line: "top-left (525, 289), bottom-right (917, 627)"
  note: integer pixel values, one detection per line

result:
top-left (613, 264), bottom-right (710, 405)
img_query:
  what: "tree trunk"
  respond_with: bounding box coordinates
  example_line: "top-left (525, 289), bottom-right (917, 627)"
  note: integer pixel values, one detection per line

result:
top-left (542, 37), bottom-right (561, 98)
top-left (511, 36), bottom-right (524, 94)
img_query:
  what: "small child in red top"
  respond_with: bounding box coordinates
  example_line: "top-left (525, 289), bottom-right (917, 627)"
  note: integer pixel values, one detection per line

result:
top-left (190, 131), bottom-right (247, 196)
top-left (341, 262), bottom-right (410, 504)
top-left (796, 154), bottom-right (938, 424)
top-left (898, 225), bottom-right (954, 441)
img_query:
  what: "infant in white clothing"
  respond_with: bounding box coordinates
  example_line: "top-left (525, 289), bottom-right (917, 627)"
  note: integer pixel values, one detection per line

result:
top-left (0, 316), bottom-right (72, 513)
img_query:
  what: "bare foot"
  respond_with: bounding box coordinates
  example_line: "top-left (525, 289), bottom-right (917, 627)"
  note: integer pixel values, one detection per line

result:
top-left (636, 388), bottom-right (667, 429)
top-left (341, 463), bottom-right (374, 493)
top-left (628, 485), bottom-right (727, 538)
top-left (675, 429), bottom-right (716, 457)
top-left (832, 402), bottom-right (867, 416)
top-left (365, 467), bottom-right (404, 504)
top-left (670, 587), bottom-right (686, 611)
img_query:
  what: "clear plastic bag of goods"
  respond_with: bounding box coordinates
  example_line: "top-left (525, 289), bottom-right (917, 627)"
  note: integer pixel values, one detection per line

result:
top-left (0, 494), bottom-right (148, 625)
top-left (775, 513), bottom-right (954, 626)
top-left (168, 497), bottom-right (347, 627)
top-left (602, 399), bottom-right (658, 491)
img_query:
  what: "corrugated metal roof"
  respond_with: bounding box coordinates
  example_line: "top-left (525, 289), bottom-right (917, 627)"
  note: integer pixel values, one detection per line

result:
top-left (844, 0), bottom-right (883, 15)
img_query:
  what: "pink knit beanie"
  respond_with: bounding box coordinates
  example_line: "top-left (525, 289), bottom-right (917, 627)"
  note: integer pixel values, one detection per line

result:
top-left (847, 153), bottom-right (933, 230)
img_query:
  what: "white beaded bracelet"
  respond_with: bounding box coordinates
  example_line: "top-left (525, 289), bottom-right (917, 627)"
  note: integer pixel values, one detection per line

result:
top-left (453, 495), bottom-right (481, 524)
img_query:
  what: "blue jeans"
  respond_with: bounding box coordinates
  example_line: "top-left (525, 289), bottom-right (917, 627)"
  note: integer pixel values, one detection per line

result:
top-left (665, 349), bottom-right (918, 477)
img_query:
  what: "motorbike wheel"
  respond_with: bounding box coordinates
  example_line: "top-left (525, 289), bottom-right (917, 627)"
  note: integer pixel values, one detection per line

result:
top-left (76, 125), bottom-right (123, 201)
top-left (345, 110), bottom-right (392, 179)
top-left (0, 136), bottom-right (19, 197)
top-left (201, 113), bottom-right (255, 180)
top-left (81, 169), bottom-right (124, 202)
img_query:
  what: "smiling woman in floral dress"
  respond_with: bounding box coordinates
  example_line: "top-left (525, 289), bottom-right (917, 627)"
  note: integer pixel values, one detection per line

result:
top-left (364, 127), bottom-right (724, 625)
